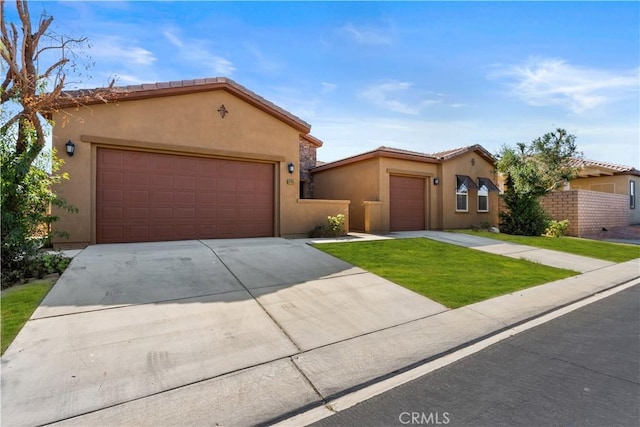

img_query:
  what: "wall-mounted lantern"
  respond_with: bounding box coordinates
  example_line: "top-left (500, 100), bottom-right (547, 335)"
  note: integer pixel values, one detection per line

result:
top-left (433, 177), bottom-right (440, 185)
top-left (65, 140), bottom-right (76, 157)
top-left (287, 162), bottom-right (295, 174)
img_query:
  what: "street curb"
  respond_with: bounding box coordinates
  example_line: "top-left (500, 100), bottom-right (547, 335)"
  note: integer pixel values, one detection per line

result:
top-left (272, 275), bottom-right (640, 426)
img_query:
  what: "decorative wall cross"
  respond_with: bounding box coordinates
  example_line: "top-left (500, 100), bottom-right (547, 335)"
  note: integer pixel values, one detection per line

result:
top-left (218, 104), bottom-right (229, 118)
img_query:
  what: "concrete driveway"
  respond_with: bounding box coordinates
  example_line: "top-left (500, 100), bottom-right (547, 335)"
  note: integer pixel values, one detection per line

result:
top-left (1, 238), bottom-right (446, 426)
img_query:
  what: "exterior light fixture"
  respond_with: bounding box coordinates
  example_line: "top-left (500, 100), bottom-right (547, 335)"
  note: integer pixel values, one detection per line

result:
top-left (65, 140), bottom-right (75, 157)
top-left (433, 177), bottom-right (440, 185)
top-left (217, 104), bottom-right (228, 118)
top-left (287, 162), bottom-right (295, 174)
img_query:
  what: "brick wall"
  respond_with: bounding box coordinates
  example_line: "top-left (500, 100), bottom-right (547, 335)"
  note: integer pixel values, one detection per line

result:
top-left (299, 138), bottom-right (317, 198)
top-left (541, 190), bottom-right (630, 236)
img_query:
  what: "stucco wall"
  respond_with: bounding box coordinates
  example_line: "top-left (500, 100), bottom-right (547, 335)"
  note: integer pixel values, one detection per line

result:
top-left (286, 199), bottom-right (350, 237)
top-left (541, 190), bottom-right (631, 236)
top-left (441, 152), bottom-right (500, 229)
top-left (313, 150), bottom-right (499, 233)
top-left (570, 174), bottom-right (631, 195)
top-left (52, 89), bottom-right (304, 246)
top-left (312, 158), bottom-right (380, 231)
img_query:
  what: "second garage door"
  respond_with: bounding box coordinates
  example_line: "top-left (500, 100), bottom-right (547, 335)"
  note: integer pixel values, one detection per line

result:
top-left (97, 148), bottom-right (274, 243)
top-left (390, 175), bottom-right (426, 231)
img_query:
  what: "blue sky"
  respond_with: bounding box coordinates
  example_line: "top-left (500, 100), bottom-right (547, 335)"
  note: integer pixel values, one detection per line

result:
top-left (6, 1), bottom-right (639, 166)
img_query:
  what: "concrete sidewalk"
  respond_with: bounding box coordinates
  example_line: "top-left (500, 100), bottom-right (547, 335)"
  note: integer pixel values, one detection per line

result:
top-left (2, 233), bottom-right (639, 426)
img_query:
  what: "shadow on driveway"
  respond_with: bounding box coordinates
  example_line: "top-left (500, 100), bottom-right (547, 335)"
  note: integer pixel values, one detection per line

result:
top-left (1, 238), bottom-right (446, 426)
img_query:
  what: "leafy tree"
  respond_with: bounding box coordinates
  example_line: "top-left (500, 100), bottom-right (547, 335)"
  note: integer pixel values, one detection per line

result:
top-left (496, 128), bottom-right (581, 236)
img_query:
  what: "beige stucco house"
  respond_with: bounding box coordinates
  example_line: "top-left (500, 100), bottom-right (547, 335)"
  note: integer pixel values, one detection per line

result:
top-left (51, 78), bottom-right (348, 247)
top-left (51, 77), bottom-right (503, 247)
top-left (312, 145), bottom-right (501, 233)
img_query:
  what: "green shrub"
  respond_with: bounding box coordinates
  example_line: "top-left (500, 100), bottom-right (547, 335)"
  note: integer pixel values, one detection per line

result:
top-left (545, 220), bottom-right (570, 238)
top-left (309, 214), bottom-right (347, 238)
top-left (499, 191), bottom-right (548, 236)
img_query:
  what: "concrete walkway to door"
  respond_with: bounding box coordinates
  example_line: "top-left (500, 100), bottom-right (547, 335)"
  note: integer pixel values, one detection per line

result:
top-left (1, 233), bottom-right (638, 426)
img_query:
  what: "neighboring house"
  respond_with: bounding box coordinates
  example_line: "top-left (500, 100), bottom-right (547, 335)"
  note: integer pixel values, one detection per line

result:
top-left (311, 145), bottom-right (501, 233)
top-left (50, 77), bottom-right (348, 247)
top-left (540, 158), bottom-right (640, 236)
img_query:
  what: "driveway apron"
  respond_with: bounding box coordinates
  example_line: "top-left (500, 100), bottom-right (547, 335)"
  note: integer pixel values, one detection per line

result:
top-left (1, 238), bottom-right (446, 426)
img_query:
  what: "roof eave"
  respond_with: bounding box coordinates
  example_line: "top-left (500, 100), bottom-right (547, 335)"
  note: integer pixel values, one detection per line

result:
top-left (312, 148), bottom-right (439, 173)
top-left (53, 79), bottom-right (311, 133)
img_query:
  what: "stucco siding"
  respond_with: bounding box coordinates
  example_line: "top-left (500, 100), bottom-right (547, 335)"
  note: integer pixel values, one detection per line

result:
top-left (312, 158), bottom-right (380, 231)
top-left (441, 152), bottom-right (499, 229)
top-left (52, 89), bottom-right (302, 246)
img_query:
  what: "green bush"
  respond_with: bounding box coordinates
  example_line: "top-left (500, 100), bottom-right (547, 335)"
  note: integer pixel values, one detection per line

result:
top-left (1, 132), bottom-right (76, 288)
top-left (309, 214), bottom-right (347, 238)
top-left (499, 190), bottom-right (548, 236)
top-left (545, 220), bottom-right (570, 238)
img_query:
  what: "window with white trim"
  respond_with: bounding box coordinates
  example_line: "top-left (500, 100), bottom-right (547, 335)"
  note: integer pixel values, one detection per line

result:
top-left (631, 180), bottom-right (636, 209)
top-left (456, 183), bottom-right (468, 212)
top-left (477, 184), bottom-right (489, 212)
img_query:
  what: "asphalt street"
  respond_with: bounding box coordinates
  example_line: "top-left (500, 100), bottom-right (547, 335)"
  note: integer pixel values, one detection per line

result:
top-left (312, 284), bottom-right (640, 427)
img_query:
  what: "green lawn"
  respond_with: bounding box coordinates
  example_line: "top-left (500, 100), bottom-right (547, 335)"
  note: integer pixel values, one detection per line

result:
top-left (314, 238), bottom-right (577, 309)
top-left (455, 230), bottom-right (640, 263)
top-left (1, 279), bottom-right (54, 355)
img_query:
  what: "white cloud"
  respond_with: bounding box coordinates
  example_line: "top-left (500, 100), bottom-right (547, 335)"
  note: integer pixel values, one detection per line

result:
top-left (360, 80), bottom-right (441, 115)
top-left (163, 30), bottom-right (184, 48)
top-left (162, 29), bottom-right (235, 76)
top-left (321, 82), bottom-right (338, 94)
top-left (90, 36), bottom-right (156, 66)
top-left (490, 57), bottom-right (639, 113)
top-left (342, 23), bottom-right (392, 46)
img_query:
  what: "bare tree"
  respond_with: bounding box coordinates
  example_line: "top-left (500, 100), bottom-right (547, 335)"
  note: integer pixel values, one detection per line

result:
top-left (1, 0), bottom-right (114, 284)
top-left (2, 1), bottom-right (86, 159)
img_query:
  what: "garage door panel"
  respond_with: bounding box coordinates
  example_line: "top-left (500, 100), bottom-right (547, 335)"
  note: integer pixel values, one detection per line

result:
top-left (217, 178), bottom-right (237, 192)
top-left (100, 207), bottom-right (123, 221)
top-left (99, 171), bottom-right (124, 186)
top-left (197, 176), bottom-right (217, 189)
top-left (174, 157), bottom-right (198, 173)
top-left (125, 190), bottom-right (150, 204)
top-left (151, 207), bottom-right (174, 220)
top-left (123, 152), bottom-right (150, 170)
top-left (150, 174), bottom-right (173, 187)
top-left (175, 208), bottom-right (196, 220)
top-left (173, 192), bottom-right (196, 204)
top-left (99, 226), bottom-right (123, 242)
top-left (196, 192), bottom-right (217, 204)
top-left (151, 156), bottom-right (173, 170)
top-left (127, 207), bottom-right (149, 220)
top-left (97, 148), bottom-right (274, 243)
top-left (197, 208), bottom-right (217, 219)
top-left (101, 189), bottom-right (123, 203)
top-left (151, 191), bottom-right (173, 204)
top-left (174, 175), bottom-right (197, 189)
top-left (99, 150), bottom-right (124, 167)
top-left (390, 175), bottom-right (425, 232)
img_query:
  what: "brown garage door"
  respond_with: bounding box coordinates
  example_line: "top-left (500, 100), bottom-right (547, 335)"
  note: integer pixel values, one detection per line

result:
top-left (97, 148), bottom-right (274, 243)
top-left (390, 175), bottom-right (425, 231)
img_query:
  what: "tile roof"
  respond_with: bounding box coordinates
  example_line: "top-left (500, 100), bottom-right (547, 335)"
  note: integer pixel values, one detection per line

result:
top-left (312, 144), bottom-right (495, 172)
top-left (568, 157), bottom-right (638, 174)
top-left (430, 144), bottom-right (495, 162)
top-left (54, 77), bottom-right (311, 133)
